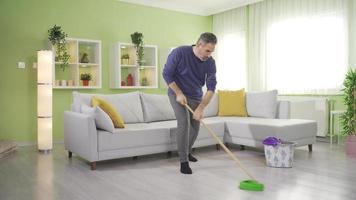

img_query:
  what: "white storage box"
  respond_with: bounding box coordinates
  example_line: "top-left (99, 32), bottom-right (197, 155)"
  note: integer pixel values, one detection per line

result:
top-left (264, 141), bottom-right (296, 168)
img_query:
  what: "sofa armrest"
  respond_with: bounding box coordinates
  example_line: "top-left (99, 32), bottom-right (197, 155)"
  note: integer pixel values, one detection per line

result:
top-left (276, 100), bottom-right (290, 119)
top-left (64, 111), bottom-right (99, 162)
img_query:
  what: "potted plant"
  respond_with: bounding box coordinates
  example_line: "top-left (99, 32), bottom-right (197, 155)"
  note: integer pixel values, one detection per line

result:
top-left (80, 73), bottom-right (92, 86)
top-left (121, 53), bottom-right (130, 65)
top-left (48, 25), bottom-right (70, 71)
top-left (130, 32), bottom-right (145, 66)
top-left (340, 68), bottom-right (356, 156)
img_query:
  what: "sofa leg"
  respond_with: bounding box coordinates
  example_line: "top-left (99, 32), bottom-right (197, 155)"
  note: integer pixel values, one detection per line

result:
top-left (68, 151), bottom-right (72, 158)
top-left (133, 156), bottom-right (138, 160)
top-left (240, 145), bottom-right (245, 150)
top-left (90, 162), bottom-right (96, 170)
top-left (216, 144), bottom-right (220, 151)
top-left (308, 144), bottom-right (313, 152)
top-left (167, 151), bottom-right (172, 158)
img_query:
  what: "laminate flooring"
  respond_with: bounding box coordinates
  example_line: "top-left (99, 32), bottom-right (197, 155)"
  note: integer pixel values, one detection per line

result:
top-left (0, 142), bottom-right (355, 200)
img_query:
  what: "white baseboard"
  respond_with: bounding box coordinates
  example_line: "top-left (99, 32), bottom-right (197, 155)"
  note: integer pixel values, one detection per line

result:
top-left (15, 140), bottom-right (64, 147)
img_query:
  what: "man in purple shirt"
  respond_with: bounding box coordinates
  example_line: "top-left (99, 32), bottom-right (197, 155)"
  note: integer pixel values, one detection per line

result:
top-left (162, 32), bottom-right (217, 174)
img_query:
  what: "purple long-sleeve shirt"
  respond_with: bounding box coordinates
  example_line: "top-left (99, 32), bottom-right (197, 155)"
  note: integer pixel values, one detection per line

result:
top-left (162, 45), bottom-right (217, 100)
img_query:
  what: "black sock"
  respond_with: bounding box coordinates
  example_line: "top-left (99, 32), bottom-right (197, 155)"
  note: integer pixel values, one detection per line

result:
top-left (180, 162), bottom-right (192, 174)
top-left (189, 154), bottom-right (198, 162)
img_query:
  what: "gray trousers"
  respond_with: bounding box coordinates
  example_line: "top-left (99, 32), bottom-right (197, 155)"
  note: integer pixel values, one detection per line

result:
top-left (168, 94), bottom-right (201, 163)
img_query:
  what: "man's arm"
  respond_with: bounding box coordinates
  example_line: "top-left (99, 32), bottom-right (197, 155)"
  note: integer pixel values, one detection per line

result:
top-left (162, 48), bottom-right (188, 105)
top-left (168, 82), bottom-right (187, 106)
top-left (193, 59), bottom-right (217, 121)
top-left (193, 90), bottom-right (214, 120)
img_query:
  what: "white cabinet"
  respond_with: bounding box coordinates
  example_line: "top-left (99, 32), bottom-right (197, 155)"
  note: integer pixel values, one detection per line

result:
top-left (110, 43), bottom-right (158, 89)
top-left (53, 38), bottom-right (102, 89)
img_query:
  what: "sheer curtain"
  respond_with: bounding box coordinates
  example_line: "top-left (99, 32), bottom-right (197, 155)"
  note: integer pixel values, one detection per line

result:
top-left (213, 7), bottom-right (248, 90)
top-left (248, 0), bottom-right (349, 94)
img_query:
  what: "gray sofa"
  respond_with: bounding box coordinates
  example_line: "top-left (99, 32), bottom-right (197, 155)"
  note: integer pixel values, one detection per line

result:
top-left (64, 91), bottom-right (317, 170)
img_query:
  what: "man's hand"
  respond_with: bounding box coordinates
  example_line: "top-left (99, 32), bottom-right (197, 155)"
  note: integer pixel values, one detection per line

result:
top-left (176, 93), bottom-right (187, 106)
top-left (193, 107), bottom-right (204, 121)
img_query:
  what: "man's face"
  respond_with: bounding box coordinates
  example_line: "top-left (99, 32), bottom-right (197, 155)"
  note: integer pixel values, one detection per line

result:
top-left (196, 42), bottom-right (215, 61)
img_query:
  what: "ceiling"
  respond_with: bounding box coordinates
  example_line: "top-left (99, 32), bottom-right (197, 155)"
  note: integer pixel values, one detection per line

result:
top-left (117, 0), bottom-right (263, 16)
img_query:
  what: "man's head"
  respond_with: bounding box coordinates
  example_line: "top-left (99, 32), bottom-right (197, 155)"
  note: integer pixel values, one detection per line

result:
top-left (195, 32), bottom-right (217, 61)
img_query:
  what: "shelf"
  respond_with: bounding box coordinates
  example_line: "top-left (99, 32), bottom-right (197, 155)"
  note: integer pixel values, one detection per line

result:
top-left (138, 66), bottom-right (156, 69)
top-left (53, 86), bottom-right (101, 89)
top-left (79, 63), bottom-right (100, 68)
top-left (53, 37), bottom-right (102, 89)
top-left (116, 86), bottom-right (157, 89)
top-left (110, 42), bottom-right (158, 89)
top-left (121, 65), bottom-right (138, 68)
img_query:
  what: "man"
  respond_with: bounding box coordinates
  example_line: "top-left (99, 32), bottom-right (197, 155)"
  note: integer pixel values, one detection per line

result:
top-left (162, 32), bottom-right (217, 174)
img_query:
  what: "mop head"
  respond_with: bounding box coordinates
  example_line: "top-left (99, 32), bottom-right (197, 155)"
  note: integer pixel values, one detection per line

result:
top-left (239, 180), bottom-right (264, 191)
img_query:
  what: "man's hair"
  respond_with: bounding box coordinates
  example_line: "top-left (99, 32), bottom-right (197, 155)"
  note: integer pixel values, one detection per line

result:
top-left (197, 32), bottom-right (217, 44)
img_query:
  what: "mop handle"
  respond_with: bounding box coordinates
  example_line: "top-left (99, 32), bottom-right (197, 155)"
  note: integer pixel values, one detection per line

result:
top-left (185, 104), bottom-right (257, 181)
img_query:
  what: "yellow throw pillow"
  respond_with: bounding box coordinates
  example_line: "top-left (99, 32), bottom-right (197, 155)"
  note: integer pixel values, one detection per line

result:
top-left (218, 89), bottom-right (247, 117)
top-left (91, 96), bottom-right (125, 128)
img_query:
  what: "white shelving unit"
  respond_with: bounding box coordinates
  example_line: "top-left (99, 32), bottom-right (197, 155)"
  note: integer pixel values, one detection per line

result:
top-left (110, 43), bottom-right (158, 89)
top-left (53, 38), bottom-right (102, 89)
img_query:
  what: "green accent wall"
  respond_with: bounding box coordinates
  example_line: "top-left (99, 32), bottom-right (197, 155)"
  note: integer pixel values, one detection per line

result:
top-left (0, 0), bottom-right (353, 144)
top-left (0, 0), bottom-right (212, 143)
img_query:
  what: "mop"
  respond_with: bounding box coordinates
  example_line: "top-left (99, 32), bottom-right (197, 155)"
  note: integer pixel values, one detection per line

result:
top-left (185, 104), bottom-right (264, 191)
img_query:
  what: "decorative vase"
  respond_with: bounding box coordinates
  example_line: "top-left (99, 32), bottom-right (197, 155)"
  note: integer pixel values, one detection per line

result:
top-left (82, 80), bottom-right (89, 86)
top-left (141, 77), bottom-right (148, 86)
top-left (121, 58), bottom-right (129, 65)
top-left (137, 59), bottom-right (145, 67)
top-left (55, 80), bottom-right (60, 86)
top-left (67, 80), bottom-right (74, 86)
top-left (346, 135), bottom-right (356, 156)
top-left (127, 74), bottom-right (134, 86)
top-left (80, 53), bottom-right (90, 63)
top-left (60, 80), bottom-right (67, 86)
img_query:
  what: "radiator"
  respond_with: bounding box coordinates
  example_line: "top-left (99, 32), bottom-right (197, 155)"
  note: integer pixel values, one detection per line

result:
top-left (278, 96), bottom-right (329, 137)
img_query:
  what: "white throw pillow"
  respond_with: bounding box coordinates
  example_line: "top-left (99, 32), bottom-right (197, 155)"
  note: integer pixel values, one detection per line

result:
top-left (81, 104), bottom-right (115, 133)
top-left (246, 90), bottom-right (278, 118)
top-left (140, 93), bottom-right (176, 122)
top-left (203, 93), bottom-right (218, 117)
top-left (73, 91), bottom-right (144, 123)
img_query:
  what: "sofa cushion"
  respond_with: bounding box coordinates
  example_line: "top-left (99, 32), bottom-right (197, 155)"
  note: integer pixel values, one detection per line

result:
top-left (72, 91), bottom-right (144, 123)
top-left (98, 123), bottom-right (171, 151)
top-left (92, 97), bottom-right (125, 128)
top-left (246, 90), bottom-right (278, 118)
top-left (151, 117), bottom-right (225, 143)
top-left (203, 93), bottom-right (218, 117)
top-left (218, 89), bottom-right (247, 117)
top-left (140, 93), bottom-right (176, 122)
top-left (223, 117), bottom-right (317, 143)
top-left (81, 104), bottom-right (115, 133)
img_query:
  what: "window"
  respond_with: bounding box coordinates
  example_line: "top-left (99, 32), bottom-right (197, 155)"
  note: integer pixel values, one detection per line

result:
top-left (215, 32), bottom-right (247, 90)
top-left (266, 14), bottom-right (348, 94)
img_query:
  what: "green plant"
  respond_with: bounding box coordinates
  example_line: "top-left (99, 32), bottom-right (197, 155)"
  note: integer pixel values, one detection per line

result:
top-left (80, 73), bottom-right (92, 81)
top-left (121, 53), bottom-right (130, 59)
top-left (48, 25), bottom-right (70, 71)
top-left (341, 68), bottom-right (356, 136)
top-left (130, 32), bottom-right (144, 66)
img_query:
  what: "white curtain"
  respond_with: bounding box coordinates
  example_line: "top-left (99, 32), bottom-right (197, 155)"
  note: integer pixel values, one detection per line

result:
top-left (248, 0), bottom-right (349, 94)
top-left (213, 0), bottom-right (349, 94)
top-left (350, 0), bottom-right (356, 68)
top-left (213, 7), bottom-right (248, 90)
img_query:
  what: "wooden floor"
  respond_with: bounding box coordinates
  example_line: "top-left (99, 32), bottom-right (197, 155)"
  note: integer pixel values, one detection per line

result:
top-left (0, 142), bottom-right (356, 200)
